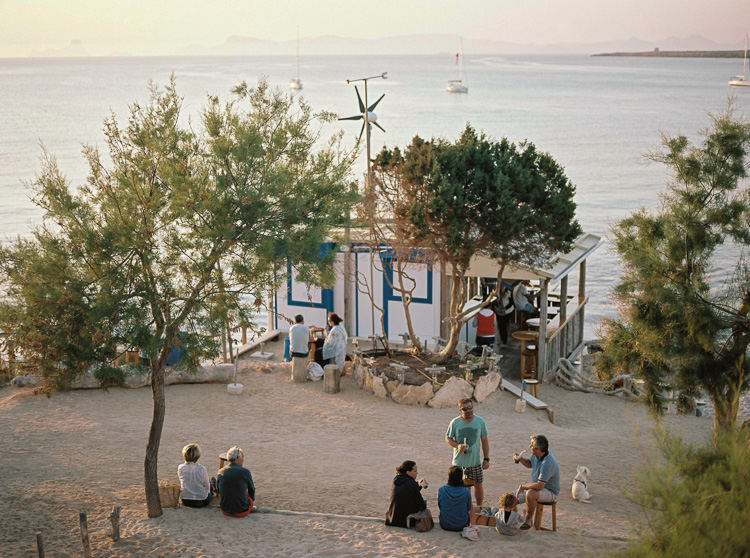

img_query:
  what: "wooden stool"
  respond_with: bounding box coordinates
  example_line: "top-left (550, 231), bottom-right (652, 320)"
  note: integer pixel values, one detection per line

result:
top-left (534, 501), bottom-right (557, 531)
top-left (323, 364), bottom-right (340, 394)
top-left (463, 478), bottom-right (475, 488)
top-left (291, 356), bottom-right (307, 383)
top-left (218, 452), bottom-right (228, 470)
top-left (522, 348), bottom-right (538, 380)
top-left (524, 379), bottom-right (539, 398)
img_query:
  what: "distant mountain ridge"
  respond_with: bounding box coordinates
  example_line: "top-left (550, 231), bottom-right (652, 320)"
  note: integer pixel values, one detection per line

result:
top-left (179, 33), bottom-right (741, 57)
top-left (21, 33), bottom-right (743, 58)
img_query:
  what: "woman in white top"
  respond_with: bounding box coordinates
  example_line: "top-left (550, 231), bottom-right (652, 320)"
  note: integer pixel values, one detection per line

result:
top-left (314, 312), bottom-right (348, 371)
top-left (178, 443), bottom-right (213, 508)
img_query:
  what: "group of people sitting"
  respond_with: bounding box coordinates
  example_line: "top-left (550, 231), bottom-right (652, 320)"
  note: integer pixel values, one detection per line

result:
top-left (177, 443), bottom-right (255, 517)
top-left (385, 432), bottom-right (559, 536)
top-left (289, 312), bottom-right (348, 373)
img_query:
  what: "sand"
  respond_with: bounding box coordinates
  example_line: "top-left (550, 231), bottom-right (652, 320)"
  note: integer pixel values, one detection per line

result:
top-left (0, 346), bottom-right (715, 558)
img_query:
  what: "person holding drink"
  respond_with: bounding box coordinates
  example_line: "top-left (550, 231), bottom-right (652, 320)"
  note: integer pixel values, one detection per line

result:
top-left (513, 434), bottom-right (560, 530)
top-left (385, 460), bottom-right (429, 528)
top-left (445, 397), bottom-right (490, 506)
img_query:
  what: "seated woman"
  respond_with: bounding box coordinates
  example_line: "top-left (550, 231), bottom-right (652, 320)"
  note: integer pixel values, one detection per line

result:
top-left (177, 443), bottom-right (213, 508)
top-left (314, 312), bottom-right (347, 371)
top-left (438, 466), bottom-right (476, 531)
top-left (385, 460), bottom-right (427, 527)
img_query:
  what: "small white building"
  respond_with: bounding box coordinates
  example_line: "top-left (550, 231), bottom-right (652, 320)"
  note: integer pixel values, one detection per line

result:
top-left (270, 233), bottom-right (601, 377)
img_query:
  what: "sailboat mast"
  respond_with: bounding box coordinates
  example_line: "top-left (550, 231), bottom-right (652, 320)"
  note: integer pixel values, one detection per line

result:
top-left (296, 27), bottom-right (300, 80)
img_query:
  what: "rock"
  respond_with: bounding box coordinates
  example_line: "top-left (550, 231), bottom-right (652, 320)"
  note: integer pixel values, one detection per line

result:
top-left (384, 379), bottom-right (399, 394)
top-left (429, 376), bottom-right (474, 408)
top-left (363, 370), bottom-right (374, 393)
top-left (373, 376), bottom-right (388, 399)
top-left (353, 363), bottom-right (367, 388)
top-left (414, 382), bottom-right (435, 405)
top-left (165, 364), bottom-right (234, 385)
top-left (474, 371), bottom-right (502, 403)
top-left (391, 384), bottom-right (417, 405)
top-left (11, 374), bottom-right (41, 388)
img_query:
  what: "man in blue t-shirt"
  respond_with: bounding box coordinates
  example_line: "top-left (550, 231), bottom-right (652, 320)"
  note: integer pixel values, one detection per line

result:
top-left (513, 434), bottom-right (560, 530)
top-left (445, 397), bottom-right (491, 506)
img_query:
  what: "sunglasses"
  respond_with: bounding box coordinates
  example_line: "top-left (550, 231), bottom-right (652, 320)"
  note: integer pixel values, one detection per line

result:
top-left (461, 406), bottom-right (473, 412)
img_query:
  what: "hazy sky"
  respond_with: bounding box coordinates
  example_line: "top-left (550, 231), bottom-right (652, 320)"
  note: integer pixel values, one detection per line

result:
top-left (1, 0), bottom-right (749, 57)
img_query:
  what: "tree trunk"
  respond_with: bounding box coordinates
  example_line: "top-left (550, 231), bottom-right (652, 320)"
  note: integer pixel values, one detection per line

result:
top-left (397, 264), bottom-right (422, 352)
top-left (145, 365), bottom-right (167, 518)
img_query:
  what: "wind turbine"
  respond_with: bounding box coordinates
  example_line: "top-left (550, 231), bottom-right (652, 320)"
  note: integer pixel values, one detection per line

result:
top-left (339, 72), bottom-right (387, 194)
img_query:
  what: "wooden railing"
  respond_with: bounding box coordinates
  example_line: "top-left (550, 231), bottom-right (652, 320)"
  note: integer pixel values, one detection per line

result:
top-left (541, 296), bottom-right (588, 376)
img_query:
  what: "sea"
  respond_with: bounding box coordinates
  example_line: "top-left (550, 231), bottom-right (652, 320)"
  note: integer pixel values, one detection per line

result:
top-left (1, 54), bottom-right (749, 345)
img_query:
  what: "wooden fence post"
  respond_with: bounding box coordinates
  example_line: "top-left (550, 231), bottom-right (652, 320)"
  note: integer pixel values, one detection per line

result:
top-left (110, 504), bottom-right (121, 542)
top-left (79, 510), bottom-right (92, 558)
top-left (36, 532), bottom-right (45, 558)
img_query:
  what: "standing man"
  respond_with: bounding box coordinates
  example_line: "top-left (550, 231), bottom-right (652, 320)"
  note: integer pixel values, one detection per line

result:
top-left (445, 397), bottom-right (490, 506)
top-left (514, 434), bottom-right (560, 530)
top-left (217, 446), bottom-right (256, 518)
top-left (289, 314), bottom-right (311, 358)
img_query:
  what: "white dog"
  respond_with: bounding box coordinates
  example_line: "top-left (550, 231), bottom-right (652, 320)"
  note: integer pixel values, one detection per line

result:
top-left (572, 465), bottom-right (592, 503)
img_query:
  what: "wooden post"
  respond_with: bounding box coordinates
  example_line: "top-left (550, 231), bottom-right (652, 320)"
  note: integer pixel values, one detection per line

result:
top-left (241, 325), bottom-right (247, 345)
top-left (79, 510), bottom-right (92, 558)
top-left (559, 276), bottom-right (568, 322)
top-left (36, 532), bottom-right (45, 558)
top-left (110, 504), bottom-right (121, 542)
top-left (291, 357), bottom-right (308, 383)
top-left (324, 364), bottom-right (340, 393)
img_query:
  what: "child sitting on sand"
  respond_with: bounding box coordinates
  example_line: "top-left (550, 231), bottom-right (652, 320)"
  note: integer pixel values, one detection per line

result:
top-left (178, 443), bottom-right (214, 508)
top-left (495, 493), bottom-right (524, 535)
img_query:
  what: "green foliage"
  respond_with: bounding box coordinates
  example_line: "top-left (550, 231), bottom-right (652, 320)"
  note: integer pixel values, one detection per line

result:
top-left (371, 125), bottom-right (581, 360)
top-left (0, 76), bottom-right (357, 516)
top-left (598, 104), bottom-right (750, 432)
top-left (619, 429), bottom-right (750, 557)
top-left (91, 364), bottom-right (127, 387)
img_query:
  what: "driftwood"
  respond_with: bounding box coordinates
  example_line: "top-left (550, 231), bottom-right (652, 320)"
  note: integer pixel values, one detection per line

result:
top-left (323, 364), bottom-right (340, 394)
top-left (36, 532), bottom-right (45, 558)
top-left (110, 504), bottom-right (121, 542)
top-left (79, 510), bottom-right (92, 558)
top-left (556, 358), bottom-right (638, 399)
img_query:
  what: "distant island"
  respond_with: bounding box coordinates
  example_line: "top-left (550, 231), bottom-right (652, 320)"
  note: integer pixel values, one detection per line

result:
top-left (594, 49), bottom-right (743, 58)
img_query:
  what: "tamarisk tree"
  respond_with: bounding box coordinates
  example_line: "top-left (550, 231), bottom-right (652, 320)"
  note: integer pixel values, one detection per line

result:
top-left (597, 105), bottom-right (750, 434)
top-left (0, 78), bottom-right (357, 517)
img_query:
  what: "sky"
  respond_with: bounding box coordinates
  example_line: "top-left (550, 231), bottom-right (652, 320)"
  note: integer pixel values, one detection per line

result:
top-left (1, 0), bottom-right (749, 57)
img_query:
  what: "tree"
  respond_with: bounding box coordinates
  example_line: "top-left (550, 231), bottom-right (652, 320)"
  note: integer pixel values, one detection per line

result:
top-left (370, 125), bottom-right (581, 362)
top-left (0, 77), bottom-right (357, 517)
top-left (597, 104), bottom-right (750, 434)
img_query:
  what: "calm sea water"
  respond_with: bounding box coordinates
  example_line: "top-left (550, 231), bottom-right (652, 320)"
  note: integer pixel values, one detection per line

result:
top-left (1, 54), bottom-right (749, 340)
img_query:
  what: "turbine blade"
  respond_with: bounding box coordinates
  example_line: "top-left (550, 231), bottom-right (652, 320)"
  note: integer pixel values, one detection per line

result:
top-left (373, 121), bottom-right (386, 133)
top-left (358, 122), bottom-right (366, 142)
top-left (368, 94), bottom-right (385, 112)
top-left (355, 86), bottom-right (365, 114)
top-left (338, 115), bottom-right (363, 121)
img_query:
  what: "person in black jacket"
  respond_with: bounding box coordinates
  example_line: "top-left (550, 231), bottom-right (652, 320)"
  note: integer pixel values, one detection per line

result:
top-left (385, 460), bottom-right (428, 527)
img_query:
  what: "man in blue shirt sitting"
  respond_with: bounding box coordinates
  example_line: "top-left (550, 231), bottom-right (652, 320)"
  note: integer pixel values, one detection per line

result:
top-left (513, 434), bottom-right (560, 530)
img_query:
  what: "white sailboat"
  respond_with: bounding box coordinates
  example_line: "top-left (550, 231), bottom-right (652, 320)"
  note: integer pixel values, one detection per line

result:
top-left (729, 34), bottom-right (750, 87)
top-left (289, 27), bottom-right (303, 90)
top-left (446, 37), bottom-right (468, 93)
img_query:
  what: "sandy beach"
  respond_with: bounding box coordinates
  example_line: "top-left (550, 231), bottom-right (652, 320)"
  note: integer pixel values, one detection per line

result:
top-left (0, 340), bottom-right (715, 558)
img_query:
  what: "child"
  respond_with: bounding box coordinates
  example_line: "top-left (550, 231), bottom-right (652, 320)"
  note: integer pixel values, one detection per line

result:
top-left (495, 492), bottom-right (524, 535)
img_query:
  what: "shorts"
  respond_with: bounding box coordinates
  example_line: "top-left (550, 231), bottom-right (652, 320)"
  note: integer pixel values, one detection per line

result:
top-left (463, 464), bottom-right (484, 484)
top-left (518, 488), bottom-right (557, 504)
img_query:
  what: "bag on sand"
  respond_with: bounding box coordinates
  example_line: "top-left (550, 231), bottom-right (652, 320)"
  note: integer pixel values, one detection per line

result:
top-left (158, 480), bottom-right (181, 508)
top-left (308, 362), bottom-right (324, 381)
top-left (461, 525), bottom-right (480, 541)
top-left (407, 508), bottom-right (434, 532)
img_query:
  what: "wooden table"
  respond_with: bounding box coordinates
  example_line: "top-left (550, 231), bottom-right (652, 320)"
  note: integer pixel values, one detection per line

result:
top-left (309, 327), bottom-right (325, 358)
top-left (512, 330), bottom-right (538, 378)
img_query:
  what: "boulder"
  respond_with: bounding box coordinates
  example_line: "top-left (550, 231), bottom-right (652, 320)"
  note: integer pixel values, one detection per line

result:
top-left (373, 376), bottom-right (388, 399)
top-left (429, 376), bottom-right (474, 408)
top-left (473, 371), bottom-right (502, 403)
top-left (353, 363), bottom-right (367, 388)
top-left (10, 374), bottom-right (41, 388)
top-left (362, 370), bottom-right (375, 393)
top-left (414, 382), bottom-right (436, 405)
top-left (384, 379), bottom-right (399, 394)
top-left (390, 384), bottom-right (416, 405)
